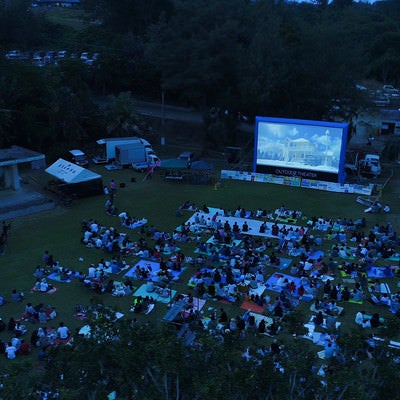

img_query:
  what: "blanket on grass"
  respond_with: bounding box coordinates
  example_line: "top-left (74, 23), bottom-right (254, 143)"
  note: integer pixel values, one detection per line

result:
top-left (265, 273), bottom-right (314, 301)
top-left (245, 311), bottom-right (273, 328)
top-left (30, 287), bottom-right (58, 295)
top-left (248, 284), bottom-right (267, 297)
top-left (47, 272), bottom-right (73, 283)
top-left (240, 300), bottom-right (265, 314)
top-left (307, 250), bottom-right (325, 260)
top-left (185, 211), bottom-right (303, 240)
top-left (125, 259), bottom-right (185, 282)
top-left (271, 258), bottom-right (292, 270)
top-left (133, 284), bottom-right (176, 304)
top-left (366, 266), bottom-right (394, 278)
top-left (182, 297), bottom-right (206, 317)
top-left (206, 237), bottom-right (242, 248)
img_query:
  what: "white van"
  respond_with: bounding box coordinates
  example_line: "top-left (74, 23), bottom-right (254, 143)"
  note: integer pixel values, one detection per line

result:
top-left (68, 149), bottom-right (89, 167)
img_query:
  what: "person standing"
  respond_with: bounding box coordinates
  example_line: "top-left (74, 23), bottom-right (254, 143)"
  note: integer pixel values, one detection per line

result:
top-left (0, 233), bottom-right (6, 256)
top-left (109, 179), bottom-right (116, 202)
top-left (144, 164), bottom-right (154, 181)
top-left (2, 221), bottom-right (11, 238)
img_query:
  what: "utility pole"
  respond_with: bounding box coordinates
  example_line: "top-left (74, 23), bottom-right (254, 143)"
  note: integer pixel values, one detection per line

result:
top-left (161, 88), bottom-right (165, 146)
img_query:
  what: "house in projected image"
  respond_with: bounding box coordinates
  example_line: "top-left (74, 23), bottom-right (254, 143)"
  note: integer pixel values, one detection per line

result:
top-left (283, 138), bottom-right (314, 163)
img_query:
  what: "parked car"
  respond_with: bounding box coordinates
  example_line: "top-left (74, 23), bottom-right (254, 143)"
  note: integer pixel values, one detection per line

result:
top-left (80, 52), bottom-right (89, 61)
top-left (373, 95), bottom-right (390, 107)
top-left (355, 84), bottom-right (368, 91)
top-left (68, 149), bottom-right (89, 167)
top-left (5, 50), bottom-right (21, 60)
top-left (32, 56), bottom-right (45, 67)
top-left (383, 85), bottom-right (399, 95)
top-left (46, 51), bottom-right (56, 59)
top-left (57, 50), bottom-right (68, 59)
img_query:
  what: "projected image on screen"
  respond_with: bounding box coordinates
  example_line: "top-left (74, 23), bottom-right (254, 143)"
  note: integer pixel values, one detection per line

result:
top-left (255, 118), bottom-right (347, 181)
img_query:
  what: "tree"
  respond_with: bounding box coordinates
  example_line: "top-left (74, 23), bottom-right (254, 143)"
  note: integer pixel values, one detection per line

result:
top-left (368, 31), bottom-right (400, 85)
top-left (82, 0), bottom-right (174, 35)
top-left (146, 0), bottom-right (249, 108)
top-left (103, 91), bottom-right (144, 137)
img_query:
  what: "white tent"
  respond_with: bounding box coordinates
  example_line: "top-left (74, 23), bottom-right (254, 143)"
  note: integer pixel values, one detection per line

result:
top-left (45, 158), bottom-right (101, 183)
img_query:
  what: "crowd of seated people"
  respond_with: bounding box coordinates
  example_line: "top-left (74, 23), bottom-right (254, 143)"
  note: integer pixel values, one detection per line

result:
top-left (275, 206), bottom-right (302, 221)
top-left (119, 212), bottom-right (148, 230)
top-left (180, 201), bottom-right (197, 211)
top-left (18, 302), bottom-right (57, 324)
top-left (185, 202), bottom-right (396, 255)
top-left (269, 292), bottom-right (297, 320)
top-left (80, 200), bottom-right (398, 310)
top-left (81, 218), bottom-right (188, 259)
top-left (183, 202), bottom-right (305, 224)
top-left (81, 263), bottom-right (110, 293)
top-left (33, 278), bottom-right (54, 293)
top-left (131, 296), bottom-right (155, 314)
top-left (81, 219), bottom-right (130, 253)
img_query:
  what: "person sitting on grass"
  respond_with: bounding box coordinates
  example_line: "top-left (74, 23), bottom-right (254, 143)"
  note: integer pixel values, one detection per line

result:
top-left (24, 303), bottom-right (38, 320)
top-left (5, 342), bottom-right (17, 360)
top-left (355, 310), bottom-right (371, 328)
top-left (352, 283), bottom-right (364, 301)
top-left (11, 289), bottom-right (23, 302)
top-left (39, 279), bottom-right (53, 293)
top-left (370, 313), bottom-right (381, 328)
top-left (57, 322), bottom-right (70, 340)
top-left (313, 311), bottom-right (324, 326)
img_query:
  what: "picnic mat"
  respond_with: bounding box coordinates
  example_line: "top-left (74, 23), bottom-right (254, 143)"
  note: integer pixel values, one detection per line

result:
top-left (265, 273), bottom-right (312, 300)
top-left (185, 211), bottom-right (302, 239)
top-left (307, 250), bottom-right (325, 260)
top-left (366, 267), bottom-right (394, 278)
top-left (163, 247), bottom-right (181, 256)
top-left (206, 237), bottom-right (242, 248)
top-left (248, 284), bottom-right (266, 297)
top-left (125, 260), bottom-right (185, 282)
top-left (183, 297), bottom-right (206, 317)
top-left (240, 300), bottom-right (265, 314)
top-left (47, 272), bottom-right (73, 283)
top-left (30, 287), bottom-right (58, 295)
top-left (275, 258), bottom-right (292, 270)
top-left (246, 311), bottom-right (273, 327)
top-left (133, 284), bottom-right (176, 304)
top-left (348, 299), bottom-right (363, 305)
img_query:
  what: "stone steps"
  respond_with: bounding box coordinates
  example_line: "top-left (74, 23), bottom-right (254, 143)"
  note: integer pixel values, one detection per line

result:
top-left (0, 197), bottom-right (55, 221)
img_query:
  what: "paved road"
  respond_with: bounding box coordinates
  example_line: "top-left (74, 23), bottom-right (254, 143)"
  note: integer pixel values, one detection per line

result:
top-left (135, 101), bottom-right (204, 123)
top-left (135, 100), bottom-right (254, 133)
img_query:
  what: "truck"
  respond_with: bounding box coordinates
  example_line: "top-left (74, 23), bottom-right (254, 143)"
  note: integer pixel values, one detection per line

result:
top-left (115, 142), bottom-right (160, 168)
top-left (358, 154), bottom-right (381, 177)
top-left (345, 152), bottom-right (381, 177)
top-left (93, 137), bottom-right (154, 164)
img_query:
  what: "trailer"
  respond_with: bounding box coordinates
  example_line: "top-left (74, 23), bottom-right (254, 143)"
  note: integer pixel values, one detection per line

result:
top-left (345, 152), bottom-right (381, 178)
top-left (93, 137), bottom-right (153, 164)
top-left (115, 143), bottom-right (152, 166)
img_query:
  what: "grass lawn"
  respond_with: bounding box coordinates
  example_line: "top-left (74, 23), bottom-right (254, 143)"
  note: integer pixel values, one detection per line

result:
top-left (42, 8), bottom-right (90, 31)
top-left (1, 164), bottom-right (400, 367)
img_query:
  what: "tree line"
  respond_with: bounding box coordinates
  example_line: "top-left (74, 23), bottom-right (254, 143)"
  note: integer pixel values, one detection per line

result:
top-left (1, 316), bottom-right (400, 399)
top-left (0, 0), bottom-right (400, 155)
